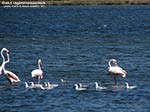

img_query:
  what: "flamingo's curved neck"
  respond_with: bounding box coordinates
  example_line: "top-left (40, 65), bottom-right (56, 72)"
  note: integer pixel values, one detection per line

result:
top-left (0, 50), bottom-right (5, 74)
top-left (5, 53), bottom-right (10, 64)
top-left (108, 60), bottom-right (112, 67)
top-left (109, 59), bottom-right (118, 67)
top-left (38, 61), bottom-right (41, 70)
top-left (1, 49), bottom-right (5, 63)
top-left (0, 49), bottom-right (9, 74)
top-left (3, 53), bottom-right (10, 72)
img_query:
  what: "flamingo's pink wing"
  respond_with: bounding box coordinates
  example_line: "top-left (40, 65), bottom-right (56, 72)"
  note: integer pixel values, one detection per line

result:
top-left (31, 69), bottom-right (43, 79)
top-left (109, 66), bottom-right (126, 77)
top-left (6, 71), bottom-right (20, 81)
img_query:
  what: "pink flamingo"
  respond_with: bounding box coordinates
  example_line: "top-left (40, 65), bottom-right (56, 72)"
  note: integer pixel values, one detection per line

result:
top-left (3, 50), bottom-right (21, 84)
top-left (108, 59), bottom-right (126, 85)
top-left (31, 59), bottom-right (43, 84)
top-left (0, 48), bottom-right (9, 75)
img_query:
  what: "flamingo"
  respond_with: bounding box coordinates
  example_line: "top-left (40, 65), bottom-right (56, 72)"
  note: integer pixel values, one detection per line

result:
top-left (31, 59), bottom-right (43, 84)
top-left (108, 59), bottom-right (127, 85)
top-left (3, 51), bottom-right (21, 84)
top-left (0, 48), bottom-right (9, 75)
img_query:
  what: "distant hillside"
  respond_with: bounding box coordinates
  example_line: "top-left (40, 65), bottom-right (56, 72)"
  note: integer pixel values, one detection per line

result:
top-left (0, 0), bottom-right (150, 5)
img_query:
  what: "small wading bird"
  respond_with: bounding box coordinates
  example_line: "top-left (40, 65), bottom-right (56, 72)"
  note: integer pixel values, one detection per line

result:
top-left (108, 59), bottom-right (126, 85)
top-left (1, 48), bottom-right (21, 84)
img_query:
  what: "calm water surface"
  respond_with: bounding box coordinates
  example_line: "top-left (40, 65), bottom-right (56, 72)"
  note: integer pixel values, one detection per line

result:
top-left (0, 5), bottom-right (150, 112)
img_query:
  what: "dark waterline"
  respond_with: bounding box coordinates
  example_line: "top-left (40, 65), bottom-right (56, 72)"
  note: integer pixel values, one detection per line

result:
top-left (0, 5), bottom-right (150, 112)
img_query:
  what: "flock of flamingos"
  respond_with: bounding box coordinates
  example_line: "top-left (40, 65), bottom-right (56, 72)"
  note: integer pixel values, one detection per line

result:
top-left (0, 48), bottom-right (137, 91)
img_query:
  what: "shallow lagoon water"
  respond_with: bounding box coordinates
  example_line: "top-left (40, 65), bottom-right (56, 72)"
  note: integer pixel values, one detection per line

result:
top-left (0, 5), bottom-right (150, 112)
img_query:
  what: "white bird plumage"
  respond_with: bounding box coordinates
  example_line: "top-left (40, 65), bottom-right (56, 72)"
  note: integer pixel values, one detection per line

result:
top-left (125, 82), bottom-right (137, 89)
top-left (2, 49), bottom-right (21, 84)
top-left (31, 59), bottom-right (43, 84)
top-left (24, 59), bottom-right (46, 90)
top-left (60, 78), bottom-right (67, 83)
top-left (95, 82), bottom-right (107, 90)
top-left (44, 82), bottom-right (48, 87)
top-left (25, 82), bottom-right (45, 90)
top-left (47, 82), bottom-right (58, 88)
top-left (108, 59), bottom-right (127, 85)
top-left (25, 82), bottom-right (34, 89)
top-left (0, 48), bottom-right (9, 75)
top-left (34, 84), bottom-right (45, 90)
top-left (30, 82), bottom-right (34, 86)
top-left (43, 82), bottom-right (58, 90)
top-left (74, 84), bottom-right (87, 91)
top-left (78, 83), bottom-right (89, 88)
top-left (43, 82), bottom-right (53, 90)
